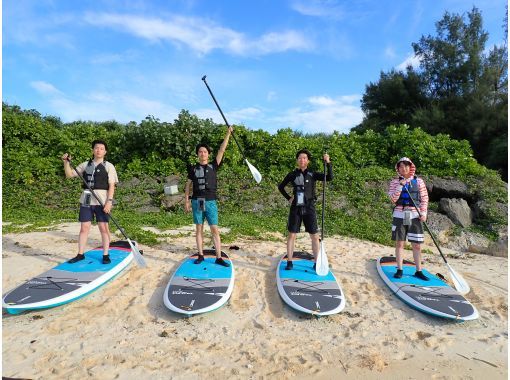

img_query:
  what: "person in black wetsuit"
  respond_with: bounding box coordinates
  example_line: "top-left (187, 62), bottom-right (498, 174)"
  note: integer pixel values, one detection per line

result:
top-left (278, 149), bottom-right (333, 270)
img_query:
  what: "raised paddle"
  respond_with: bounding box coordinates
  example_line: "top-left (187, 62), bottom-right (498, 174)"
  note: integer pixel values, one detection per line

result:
top-left (316, 158), bottom-right (329, 276)
top-left (401, 184), bottom-right (469, 294)
top-left (202, 75), bottom-right (262, 184)
top-left (66, 158), bottom-right (147, 268)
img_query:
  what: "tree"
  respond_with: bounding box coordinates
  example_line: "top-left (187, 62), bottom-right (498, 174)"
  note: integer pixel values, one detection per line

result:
top-left (356, 7), bottom-right (508, 179)
top-left (355, 68), bottom-right (428, 133)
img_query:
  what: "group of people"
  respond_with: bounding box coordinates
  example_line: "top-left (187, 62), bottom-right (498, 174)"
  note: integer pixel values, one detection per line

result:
top-left (61, 128), bottom-right (429, 280)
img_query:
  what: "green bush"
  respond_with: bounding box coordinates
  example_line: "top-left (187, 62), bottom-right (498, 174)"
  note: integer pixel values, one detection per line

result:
top-left (3, 103), bottom-right (506, 245)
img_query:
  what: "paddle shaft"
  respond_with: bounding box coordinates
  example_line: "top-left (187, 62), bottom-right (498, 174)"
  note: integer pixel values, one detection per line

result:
top-left (400, 182), bottom-right (450, 264)
top-left (201, 76), bottom-right (248, 161)
top-left (67, 159), bottom-right (134, 243)
top-left (321, 160), bottom-right (326, 240)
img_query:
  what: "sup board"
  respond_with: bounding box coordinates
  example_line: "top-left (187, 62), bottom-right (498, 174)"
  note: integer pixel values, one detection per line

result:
top-left (164, 249), bottom-right (234, 316)
top-left (276, 251), bottom-right (346, 316)
top-left (3, 241), bottom-right (135, 315)
top-left (377, 256), bottom-right (478, 321)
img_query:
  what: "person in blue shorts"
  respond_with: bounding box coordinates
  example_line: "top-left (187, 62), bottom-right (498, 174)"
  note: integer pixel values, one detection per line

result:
top-left (184, 127), bottom-right (233, 266)
top-left (62, 140), bottom-right (119, 264)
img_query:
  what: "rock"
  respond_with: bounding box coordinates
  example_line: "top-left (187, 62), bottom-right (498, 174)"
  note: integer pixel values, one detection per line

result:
top-left (472, 200), bottom-right (508, 224)
top-left (145, 189), bottom-right (160, 196)
top-left (425, 211), bottom-right (455, 244)
top-left (252, 204), bottom-right (265, 212)
top-left (445, 230), bottom-right (491, 252)
top-left (122, 193), bottom-right (153, 208)
top-left (484, 236), bottom-right (508, 257)
top-left (134, 206), bottom-right (160, 213)
top-left (118, 177), bottom-right (141, 189)
top-left (161, 194), bottom-right (185, 211)
top-left (164, 175), bottom-right (180, 186)
top-left (425, 176), bottom-right (472, 202)
top-left (439, 198), bottom-right (472, 227)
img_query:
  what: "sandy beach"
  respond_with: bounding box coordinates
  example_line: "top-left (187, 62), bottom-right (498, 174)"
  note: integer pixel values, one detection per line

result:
top-left (2, 223), bottom-right (508, 379)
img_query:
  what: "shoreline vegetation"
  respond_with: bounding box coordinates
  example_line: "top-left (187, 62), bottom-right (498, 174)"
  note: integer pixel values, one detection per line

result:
top-left (2, 103), bottom-right (507, 252)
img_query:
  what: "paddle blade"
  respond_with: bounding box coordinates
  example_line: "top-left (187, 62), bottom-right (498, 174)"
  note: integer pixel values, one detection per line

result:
top-left (446, 262), bottom-right (470, 294)
top-left (128, 239), bottom-right (147, 268)
top-left (316, 242), bottom-right (329, 276)
top-left (245, 159), bottom-right (262, 184)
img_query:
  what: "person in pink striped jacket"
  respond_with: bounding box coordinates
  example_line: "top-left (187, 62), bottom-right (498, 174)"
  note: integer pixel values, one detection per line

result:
top-left (388, 157), bottom-right (430, 280)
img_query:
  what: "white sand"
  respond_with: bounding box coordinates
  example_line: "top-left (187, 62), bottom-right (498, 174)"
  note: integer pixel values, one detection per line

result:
top-left (2, 223), bottom-right (508, 379)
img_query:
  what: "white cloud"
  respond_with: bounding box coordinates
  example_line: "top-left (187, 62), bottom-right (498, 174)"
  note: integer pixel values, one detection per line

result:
top-left (30, 80), bottom-right (178, 123)
top-left (396, 53), bottom-right (421, 71)
top-left (228, 107), bottom-right (262, 122)
top-left (273, 95), bottom-right (363, 134)
top-left (308, 96), bottom-right (336, 106)
top-left (194, 107), bottom-right (262, 126)
top-left (267, 91), bottom-right (277, 102)
top-left (30, 81), bottom-right (63, 95)
top-left (384, 46), bottom-right (396, 59)
top-left (90, 53), bottom-right (128, 65)
top-left (4, 2), bottom-right (76, 48)
top-left (84, 13), bottom-right (313, 56)
top-left (291, 0), bottom-right (346, 20)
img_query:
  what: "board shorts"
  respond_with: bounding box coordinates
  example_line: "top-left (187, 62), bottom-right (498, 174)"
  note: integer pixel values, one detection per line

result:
top-left (287, 205), bottom-right (319, 234)
top-left (391, 217), bottom-right (424, 243)
top-left (79, 205), bottom-right (109, 223)
top-left (192, 199), bottom-right (219, 226)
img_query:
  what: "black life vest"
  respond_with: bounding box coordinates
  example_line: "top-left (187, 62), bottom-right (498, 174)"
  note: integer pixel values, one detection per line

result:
top-left (82, 160), bottom-right (110, 190)
top-left (396, 176), bottom-right (421, 207)
top-left (191, 163), bottom-right (217, 197)
top-left (292, 170), bottom-right (316, 205)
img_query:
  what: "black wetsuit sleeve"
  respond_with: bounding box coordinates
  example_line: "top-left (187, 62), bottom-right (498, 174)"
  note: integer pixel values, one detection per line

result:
top-left (278, 172), bottom-right (294, 201)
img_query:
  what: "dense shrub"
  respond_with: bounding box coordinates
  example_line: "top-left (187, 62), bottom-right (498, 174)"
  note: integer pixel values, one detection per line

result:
top-left (3, 103), bottom-right (506, 244)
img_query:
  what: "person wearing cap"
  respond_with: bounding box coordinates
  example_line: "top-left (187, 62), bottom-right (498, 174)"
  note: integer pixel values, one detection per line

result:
top-left (388, 157), bottom-right (430, 280)
top-left (278, 149), bottom-right (333, 270)
top-left (184, 127), bottom-right (233, 267)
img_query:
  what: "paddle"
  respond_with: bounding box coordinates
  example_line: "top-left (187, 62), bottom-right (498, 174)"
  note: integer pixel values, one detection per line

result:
top-left (201, 75), bottom-right (262, 184)
top-left (66, 158), bottom-right (147, 268)
top-left (401, 183), bottom-right (470, 294)
top-left (316, 159), bottom-right (329, 276)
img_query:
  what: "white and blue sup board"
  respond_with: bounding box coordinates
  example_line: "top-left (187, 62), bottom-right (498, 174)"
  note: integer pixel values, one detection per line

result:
top-left (377, 256), bottom-right (478, 321)
top-left (276, 252), bottom-right (346, 316)
top-left (2, 241), bottom-right (134, 315)
top-left (164, 249), bottom-right (234, 316)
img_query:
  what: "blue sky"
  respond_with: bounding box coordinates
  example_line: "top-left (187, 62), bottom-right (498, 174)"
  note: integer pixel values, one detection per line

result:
top-left (3, 0), bottom-right (507, 134)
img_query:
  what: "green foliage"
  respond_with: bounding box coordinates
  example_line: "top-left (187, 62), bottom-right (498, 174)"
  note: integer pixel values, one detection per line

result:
top-left (2, 103), bottom-right (507, 248)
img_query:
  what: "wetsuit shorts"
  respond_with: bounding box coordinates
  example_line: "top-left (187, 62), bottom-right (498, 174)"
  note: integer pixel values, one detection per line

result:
top-left (287, 205), bottom-right (319, 234)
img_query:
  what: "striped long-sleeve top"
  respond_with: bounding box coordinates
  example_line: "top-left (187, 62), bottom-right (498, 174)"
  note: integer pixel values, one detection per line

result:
top-left (388, 158), bottom-right (429, 219)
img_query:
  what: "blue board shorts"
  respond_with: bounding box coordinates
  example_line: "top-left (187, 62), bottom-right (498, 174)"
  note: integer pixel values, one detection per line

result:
top-left (192, 199), bottom-right (219, 226)
top-left (79, 205), bottom-right (110, 223)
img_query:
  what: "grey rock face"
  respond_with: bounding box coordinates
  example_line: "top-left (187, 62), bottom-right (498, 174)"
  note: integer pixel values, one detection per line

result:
top-left (439, 198), bottom-right (473, 227)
